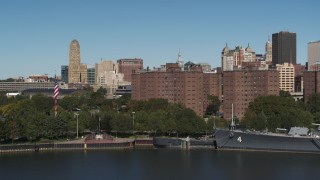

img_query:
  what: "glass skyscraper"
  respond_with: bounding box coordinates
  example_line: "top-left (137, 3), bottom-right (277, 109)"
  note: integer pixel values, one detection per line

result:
top-left (61, 65), bottom-right (68, 83)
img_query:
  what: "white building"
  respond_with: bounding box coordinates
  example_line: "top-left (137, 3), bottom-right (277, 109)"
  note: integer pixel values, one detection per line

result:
top-left (308, 40), bottom-right (320, 70)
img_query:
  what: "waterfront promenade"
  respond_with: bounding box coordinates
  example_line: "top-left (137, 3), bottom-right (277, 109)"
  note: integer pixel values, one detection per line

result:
top-left (0, 135), bottom-right (153, 153)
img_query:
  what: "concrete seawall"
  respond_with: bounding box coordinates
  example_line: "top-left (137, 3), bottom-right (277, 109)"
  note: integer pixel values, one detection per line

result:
top-left (0, 139), bottom-right (154, 153)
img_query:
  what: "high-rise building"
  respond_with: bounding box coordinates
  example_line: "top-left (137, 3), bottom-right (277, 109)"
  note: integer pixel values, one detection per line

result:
top-left (68, 39), bottom-right (87, 84)
top-left (276, 63), bottom-right (295, 93)
top-left (132, 63), bottom-right (222, 117)
top-left (61, 65), bottom-right (68, 83)
top-left (308, 40), bottom-right (320, 70)
top-left (117, 58), bottom-right (143, 82)
top-left (272, 31), bottom-right (296, 66)
top-left (223, 69), bottom-right (279, 120)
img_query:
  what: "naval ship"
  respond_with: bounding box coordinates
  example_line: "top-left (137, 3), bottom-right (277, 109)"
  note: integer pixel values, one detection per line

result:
top-left (214, 105), bottom-right (320, 153)
top-left (214, 126), bottom-right (320, 153)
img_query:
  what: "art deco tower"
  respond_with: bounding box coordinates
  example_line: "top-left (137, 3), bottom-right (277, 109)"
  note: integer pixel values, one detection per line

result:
top-left (68, 39), bottom-right (87, 84)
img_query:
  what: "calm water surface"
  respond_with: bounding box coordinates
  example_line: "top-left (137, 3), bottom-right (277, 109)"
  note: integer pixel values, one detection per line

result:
top-left (0, 149), bottom-right (319, 180)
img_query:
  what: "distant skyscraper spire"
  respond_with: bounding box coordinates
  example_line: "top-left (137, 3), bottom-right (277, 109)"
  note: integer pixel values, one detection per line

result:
top-left (177, 48), bottom-right (184, 69)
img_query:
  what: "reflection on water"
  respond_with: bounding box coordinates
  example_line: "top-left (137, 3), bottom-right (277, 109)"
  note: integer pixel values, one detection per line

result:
top-left (0, 149), bottom-right (319, 180)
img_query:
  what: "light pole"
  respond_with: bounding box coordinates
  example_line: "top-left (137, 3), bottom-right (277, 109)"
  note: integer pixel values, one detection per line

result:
top-left (75, 113), bottom-right (79, 139)
top-left (132, 112), bottom-right (135, 132)
top-left (98, 116), bottom-right (101, 135)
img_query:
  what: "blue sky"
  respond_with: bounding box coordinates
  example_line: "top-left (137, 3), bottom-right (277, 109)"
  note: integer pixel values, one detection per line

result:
top-left (1, 0), bottom-right (320, 79)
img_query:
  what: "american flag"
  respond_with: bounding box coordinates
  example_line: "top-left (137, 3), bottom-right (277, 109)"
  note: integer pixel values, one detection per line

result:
top-left (54, 82), bottom-right (59, 116)
top-left (54, 82), bottom-right (59, 99)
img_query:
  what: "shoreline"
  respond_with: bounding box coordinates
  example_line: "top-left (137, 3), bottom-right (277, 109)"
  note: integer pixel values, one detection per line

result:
top-left (0, 138), bottom-right (153, 153)
top-left (2, 140), bottom-right (320, 155)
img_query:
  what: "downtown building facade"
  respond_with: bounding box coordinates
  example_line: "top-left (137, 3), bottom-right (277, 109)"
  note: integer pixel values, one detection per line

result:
top-left (61, 65), bottom-right (68, 83)
top-left (132, 63), bottom-right (222, 117)
top-left (303, 40), bottom-right (320, 102)
top-left (87, 65), bottom-right (95, 85)
top-left (303, 71), bottom-right (320, 103)
top-left (95, 60), bottom-right (130, 95)
top-left (272, 31), bottom-right (296, 66)
top-left (223, 69), bottom-right (279, 121)
top-left (308, 40), bottom-right (320, 70)
top-left (221, 44), bottom-right (257, 71)
top-left (276, 63), bottom-right (295, 93)
top-left (117, 58), bottom-right (143, 82)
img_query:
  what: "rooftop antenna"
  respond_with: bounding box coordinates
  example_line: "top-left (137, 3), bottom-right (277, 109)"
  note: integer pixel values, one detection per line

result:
top-left (177, 48), bottom-right (182, 62)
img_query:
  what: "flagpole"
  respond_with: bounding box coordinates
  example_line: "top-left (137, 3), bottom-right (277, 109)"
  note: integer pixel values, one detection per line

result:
top-left (54, 72), bottom-right (59, 117)
top-left (54, 98), bottom-right (57, 117)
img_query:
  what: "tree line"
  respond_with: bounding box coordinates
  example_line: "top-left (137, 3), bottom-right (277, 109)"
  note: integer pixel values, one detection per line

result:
top-left (1, 88), bottom-right (319, 143)
top-left (0, 88), bottom-right (225, 143)
top-left (242, 91), bottom-right (320, 132)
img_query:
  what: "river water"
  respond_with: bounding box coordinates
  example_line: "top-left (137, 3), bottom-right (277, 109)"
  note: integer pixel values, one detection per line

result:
top-left (0, 149), bottom-right (319, 180)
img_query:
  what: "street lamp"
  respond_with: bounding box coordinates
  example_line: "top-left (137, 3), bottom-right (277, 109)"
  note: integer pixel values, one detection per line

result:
top-left (132, 112), bottom-right (135, 132)
top-left (75, 113), bottom-right (79, 139)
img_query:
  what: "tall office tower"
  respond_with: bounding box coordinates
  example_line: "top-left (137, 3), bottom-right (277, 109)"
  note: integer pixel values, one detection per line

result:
top-left (68, 39), bottom-right (87, 84)
top-left (265, 35), bottom-right (272, 63)
top-left (223, 69), bottom-right (279, 121)
top-left (117, 58), bottom-right (143, 82)
top-left (272, 31), bottom-right (296, 66)
top-left (308, 40), bottom-right (320, 70)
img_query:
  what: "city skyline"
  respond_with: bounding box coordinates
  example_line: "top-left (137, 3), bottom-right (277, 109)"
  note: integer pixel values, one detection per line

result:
top-left (1, 0), bottom-right (320, 79)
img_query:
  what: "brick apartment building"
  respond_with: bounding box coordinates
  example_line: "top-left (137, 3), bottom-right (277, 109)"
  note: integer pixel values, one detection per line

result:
top-left (223, 69), bottom-right (279, 121)
top-left (132, 63), bottom-right (222, 117)
top-left (117, 58), bottom-right (143, 82)
top-left (303, 71), bottom-right (320, 103)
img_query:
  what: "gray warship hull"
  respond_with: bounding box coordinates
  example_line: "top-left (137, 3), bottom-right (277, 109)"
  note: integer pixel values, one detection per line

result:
top-left (153, 137), bottom-right (215, 148)
top-left (214, 129), bottom-right (320, 153)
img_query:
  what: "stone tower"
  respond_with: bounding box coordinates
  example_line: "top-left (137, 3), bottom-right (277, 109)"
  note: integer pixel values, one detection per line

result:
top-left (68, 39), bottom-right (87, 84)
top-left (265, 35), bottom-right (272, 63)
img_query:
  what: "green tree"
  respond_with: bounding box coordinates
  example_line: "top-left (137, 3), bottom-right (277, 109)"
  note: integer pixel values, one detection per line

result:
top-left (148, 110), bottom-right (166, 134)
top-left (110, 113), bottom-right (132, 132)
top-left (134, 110), bottom-right (150, 132)
top-left (306, 93), bottom-right (320, 114)
top-left (243, 95), bottom-right (313, 132)
top-left (205, 95), bottom-right (221, 116)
